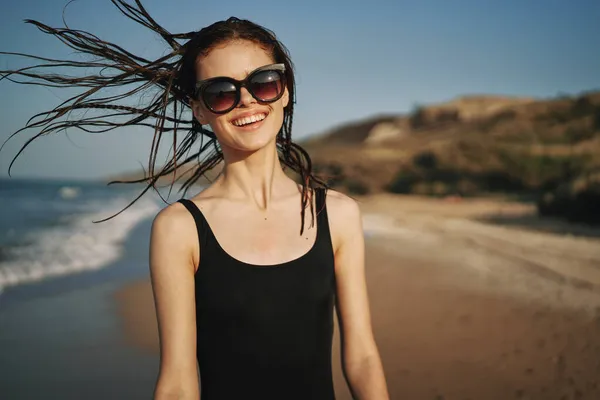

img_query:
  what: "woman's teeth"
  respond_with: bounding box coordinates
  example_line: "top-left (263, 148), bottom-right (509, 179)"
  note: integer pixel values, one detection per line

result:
top-left (232, 113), bottom-right (266, 126)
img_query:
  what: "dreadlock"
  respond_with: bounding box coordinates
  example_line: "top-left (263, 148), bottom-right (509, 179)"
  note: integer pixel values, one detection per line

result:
top-left (0, 0), bottom-right (328, 234)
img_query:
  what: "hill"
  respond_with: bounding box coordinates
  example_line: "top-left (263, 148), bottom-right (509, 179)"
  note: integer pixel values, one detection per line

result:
top-left (301, 90), bottom-right (600, 224)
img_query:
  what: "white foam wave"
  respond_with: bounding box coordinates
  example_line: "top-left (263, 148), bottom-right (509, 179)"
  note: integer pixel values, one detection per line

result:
top-left (58, 186), bottom-right (81, 199)
top-left (0, 195), bottom-right (161, 294)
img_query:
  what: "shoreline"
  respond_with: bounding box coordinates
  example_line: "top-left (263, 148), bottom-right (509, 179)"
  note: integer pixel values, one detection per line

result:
top-left (0, 217), bottom-right (160, 400)
top-left (114, 194), bottom-right (600, 399)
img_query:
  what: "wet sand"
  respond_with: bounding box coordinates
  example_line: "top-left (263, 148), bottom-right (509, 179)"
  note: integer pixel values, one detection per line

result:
top-left (115, 194), bottom-right (600, 399)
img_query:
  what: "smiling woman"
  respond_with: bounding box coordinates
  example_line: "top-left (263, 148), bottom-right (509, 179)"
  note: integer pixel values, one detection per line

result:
top-left (0, 1), bottom-right (389, 399)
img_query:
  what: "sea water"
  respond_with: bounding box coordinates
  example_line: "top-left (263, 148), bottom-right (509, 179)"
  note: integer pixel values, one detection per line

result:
top-left (0, 178), bottom-right (164, 295)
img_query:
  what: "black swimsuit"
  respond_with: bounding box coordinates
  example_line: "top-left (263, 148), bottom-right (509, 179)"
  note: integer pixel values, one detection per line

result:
top-left (177, 187), bottom-right (337, 399)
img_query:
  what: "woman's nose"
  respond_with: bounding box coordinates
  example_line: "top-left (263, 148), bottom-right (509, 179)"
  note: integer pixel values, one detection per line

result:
top-left (237, 87), bottom-right (256, 107)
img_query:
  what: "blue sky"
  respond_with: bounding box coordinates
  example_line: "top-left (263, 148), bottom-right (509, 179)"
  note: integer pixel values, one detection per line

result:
top-left (1, 0), bottom-right (599, 179)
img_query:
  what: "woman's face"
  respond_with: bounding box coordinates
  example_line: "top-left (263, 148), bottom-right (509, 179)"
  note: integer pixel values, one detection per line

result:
top-left (191, 40), bottom-right (289, 155)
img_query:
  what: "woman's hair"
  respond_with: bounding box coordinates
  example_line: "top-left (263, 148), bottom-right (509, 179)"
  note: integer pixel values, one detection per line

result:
top-left (0, 1), bottom-right (327, 234)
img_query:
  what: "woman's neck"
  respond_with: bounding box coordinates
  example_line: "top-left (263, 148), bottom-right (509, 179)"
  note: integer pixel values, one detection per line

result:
top-left (216, 141), bottom-right (297, 211)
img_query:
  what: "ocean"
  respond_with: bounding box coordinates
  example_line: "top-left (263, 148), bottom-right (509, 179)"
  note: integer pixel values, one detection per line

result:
top-left (0, 178), bottom-right (163, 296)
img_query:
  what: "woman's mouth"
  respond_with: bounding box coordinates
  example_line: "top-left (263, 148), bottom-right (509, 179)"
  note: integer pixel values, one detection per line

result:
top-left (231, 112), bottom-right (267, 129)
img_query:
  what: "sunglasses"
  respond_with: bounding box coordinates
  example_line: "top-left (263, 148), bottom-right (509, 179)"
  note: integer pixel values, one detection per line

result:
top-left (194, 63), bottom-right (286, 114)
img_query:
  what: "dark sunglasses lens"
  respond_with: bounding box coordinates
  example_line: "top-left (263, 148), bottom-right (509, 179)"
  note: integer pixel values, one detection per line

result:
top-left (249, 70), bottom-right (284, 101)
top-left (203, 81), bottom-right (237, 112)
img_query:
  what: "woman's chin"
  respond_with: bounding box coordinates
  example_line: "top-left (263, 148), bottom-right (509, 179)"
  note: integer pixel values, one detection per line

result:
top-left (223, 130), bottom-right (278, 154)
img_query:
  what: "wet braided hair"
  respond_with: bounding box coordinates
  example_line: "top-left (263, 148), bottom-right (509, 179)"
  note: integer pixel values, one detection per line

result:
top-left (0, 1), bottom-right (327, 234)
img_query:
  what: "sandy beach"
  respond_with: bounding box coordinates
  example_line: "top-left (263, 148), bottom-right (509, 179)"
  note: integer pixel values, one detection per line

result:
top-left (114, 193), bottom-right (600, 399)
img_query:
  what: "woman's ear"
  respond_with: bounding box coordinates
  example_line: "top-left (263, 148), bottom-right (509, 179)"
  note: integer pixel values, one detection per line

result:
top-left (191, 99), bottom-right (208, 125)
top-left (282, 87), bottom-right (290, 108)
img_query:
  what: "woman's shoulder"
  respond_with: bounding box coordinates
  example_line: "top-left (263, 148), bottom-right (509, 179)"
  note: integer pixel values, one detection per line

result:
top-left (323, 189), bottom-right (363, 251)
top-left (151, 185), bottom-right (222, 238)
top-left (151, 201), bottom-right (199, 252)
top-left (324, 188), bottom-right (362, 222)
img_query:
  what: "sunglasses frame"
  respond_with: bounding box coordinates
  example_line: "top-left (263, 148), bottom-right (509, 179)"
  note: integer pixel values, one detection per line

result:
top-left (194, 63), bottom-right (287, 114)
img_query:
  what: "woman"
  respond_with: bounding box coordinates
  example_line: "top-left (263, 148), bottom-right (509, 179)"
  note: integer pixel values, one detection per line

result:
top-left (152, 18), bottom-right (389, 400)
top-left (1, 2), bottom-right (388, 399)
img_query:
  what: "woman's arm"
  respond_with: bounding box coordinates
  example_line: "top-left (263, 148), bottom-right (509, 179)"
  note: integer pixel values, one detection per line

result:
top-left (328, 191), bottom-right (389, 400)
top-left (149, 205), bottom-right (200, 400)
